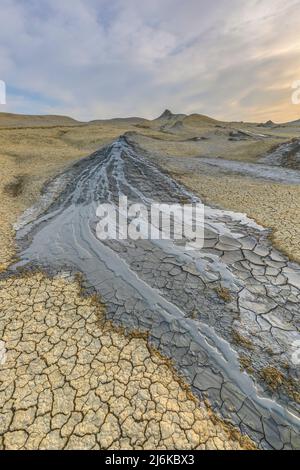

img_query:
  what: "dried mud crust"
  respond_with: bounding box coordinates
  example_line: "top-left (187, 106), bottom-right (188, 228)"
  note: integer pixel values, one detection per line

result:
top-left (175, 173), bottom-right (300, 264)
top-left (0, 272), bottom-right (254, 450)
top-left (130, 132), bottom-right (300, 264)
top-left (10, 138), bottom-right (300, 449)
top-left (1, 115), bottom-right (300, 451)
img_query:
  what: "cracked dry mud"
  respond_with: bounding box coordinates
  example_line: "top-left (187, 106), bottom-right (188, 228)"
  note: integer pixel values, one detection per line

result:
top-left (1, 136), bottom-right (300, 450)
top-left (145, 137), bottom-right (300, 264)
top-left (0, 273), bottom-right (254, 450)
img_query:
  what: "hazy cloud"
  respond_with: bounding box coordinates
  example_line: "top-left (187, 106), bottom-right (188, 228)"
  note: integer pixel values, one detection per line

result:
top-left (0, 0), bottom-right (300, 121)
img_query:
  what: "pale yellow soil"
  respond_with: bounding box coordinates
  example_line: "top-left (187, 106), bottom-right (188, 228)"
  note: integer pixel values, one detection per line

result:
top-left (0, 128), bottom-right (84, 271)
top-left (133, 129), bottom-right (282, 162)
top-left (0, 112), bottom-right (82, 128)
top-left (0, 272), bottom-right (254, 450)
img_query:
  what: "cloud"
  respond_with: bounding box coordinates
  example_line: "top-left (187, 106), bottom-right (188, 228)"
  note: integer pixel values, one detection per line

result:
top-left (0, 0), bottom-right (300, 121)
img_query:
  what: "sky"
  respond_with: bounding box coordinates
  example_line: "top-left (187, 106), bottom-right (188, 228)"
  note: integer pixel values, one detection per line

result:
top-left (0, 0), bottom-right (300, 122)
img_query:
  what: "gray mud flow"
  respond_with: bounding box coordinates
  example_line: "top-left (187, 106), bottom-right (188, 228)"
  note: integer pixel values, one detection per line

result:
top-left (11, 137), bottom-right (300, 449)
top-left (146, 139), bottom-right (300, 185)
top-left (261, 139), bottom-right (300, 170)
top-left (197, 139), bottom-right (300, 182)
top-left (193, 157), bottom-right (300, 184)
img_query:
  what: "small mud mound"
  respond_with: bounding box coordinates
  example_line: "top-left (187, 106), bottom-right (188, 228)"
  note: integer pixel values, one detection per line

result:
top-left (4, 175), bottom-right (27, 198)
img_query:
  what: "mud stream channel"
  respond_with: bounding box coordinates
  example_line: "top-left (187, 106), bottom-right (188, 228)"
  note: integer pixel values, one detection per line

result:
top-left (9, 137), bottom-right (300, 449)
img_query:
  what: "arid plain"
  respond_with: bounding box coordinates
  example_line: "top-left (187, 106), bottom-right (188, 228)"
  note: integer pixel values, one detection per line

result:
top-left (0, 110), bottom-right (300, 450)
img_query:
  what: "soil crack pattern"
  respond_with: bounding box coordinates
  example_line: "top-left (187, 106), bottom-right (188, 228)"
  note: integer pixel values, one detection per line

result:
top-left (0, 272), bottom-right (255, 450)
top-left (7, 137), bottom-right (300, 449)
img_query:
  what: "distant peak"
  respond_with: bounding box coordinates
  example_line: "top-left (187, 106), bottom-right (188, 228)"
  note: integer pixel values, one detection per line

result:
top-left (258, 119), bottom-right (275, 128)
top-left (157, 109), bottom-right (174, 120)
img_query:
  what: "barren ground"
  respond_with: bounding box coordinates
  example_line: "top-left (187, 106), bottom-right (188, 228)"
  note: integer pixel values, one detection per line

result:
top-left (1, 111), bottom-right (300, 450)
